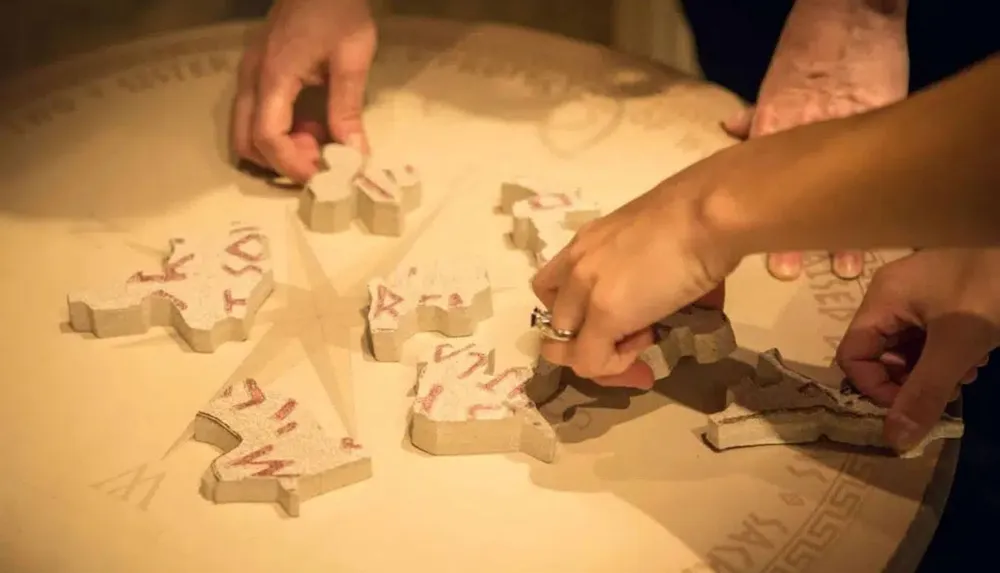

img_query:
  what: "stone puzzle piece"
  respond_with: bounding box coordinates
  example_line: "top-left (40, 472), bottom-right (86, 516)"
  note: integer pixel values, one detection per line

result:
top-left (646, 306), bottom-right (738, 379)
top-left (67, 222), bottom-right (274, 353)
top-left (194, 378), bottom-right (372, 517)
top-left (299, 143), bottom-right (421, 236)
top-left (410, 341), bottom-right (558, 462)
top-left (366, 260), bottom-right (493, 362)
top-left (705, 348), bottom-right (965, 458)
top-left (500, 176), bottom-right (601, 267)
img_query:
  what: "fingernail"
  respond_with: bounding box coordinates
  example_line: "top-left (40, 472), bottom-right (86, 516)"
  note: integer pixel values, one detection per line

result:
top-left (885, 411), bottom-right (922, 452)
top-left (832, 252), bottom-right (863, 280)
top-left (766, 253), bottom-right (801, 281)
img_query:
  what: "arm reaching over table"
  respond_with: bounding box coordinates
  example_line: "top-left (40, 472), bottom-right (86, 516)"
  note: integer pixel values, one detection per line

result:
top-left (530, 53), bottom-right (1000, 388)
top-left (709, 52), bottom-right (1000, 256)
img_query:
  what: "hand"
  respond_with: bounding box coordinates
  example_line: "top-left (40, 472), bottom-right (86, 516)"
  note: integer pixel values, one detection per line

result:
top-left (836, 248), bottom-right (1000, 453)
top-left (232, 0), bottom-right (376, 182)
top-left (530, 158), bottom-right (741, 390)
top-left (722, 2), bottom-right (909, 281)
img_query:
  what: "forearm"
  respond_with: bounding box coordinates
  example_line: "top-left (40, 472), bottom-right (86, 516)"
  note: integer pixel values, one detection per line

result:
top-left (709, 53), bottom-right (1000, 254)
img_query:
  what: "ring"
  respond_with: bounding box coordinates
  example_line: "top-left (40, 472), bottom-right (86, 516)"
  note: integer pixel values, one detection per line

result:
top-left (531, 307), bottom-right (577, 342)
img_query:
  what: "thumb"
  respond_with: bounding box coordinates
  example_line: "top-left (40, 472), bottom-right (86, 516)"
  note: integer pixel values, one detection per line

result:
top-left (721, 106), bottom-right (755, 140)
top-left (327, 56), bottom-right (370, 155)
top-left (885, 318), bottom-right (986, 452)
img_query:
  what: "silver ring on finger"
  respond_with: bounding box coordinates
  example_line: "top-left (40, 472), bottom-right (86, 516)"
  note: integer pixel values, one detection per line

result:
top-left (531, 307), bottom-right (577, 342)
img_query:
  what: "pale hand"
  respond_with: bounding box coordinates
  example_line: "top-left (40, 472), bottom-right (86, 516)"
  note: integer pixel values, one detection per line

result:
top-left (231, 0), bottom-right (376, 183)
top-left (723, 16), bottom-right (909, 281)
top-left (836, 248), bottom-right (1000, 453)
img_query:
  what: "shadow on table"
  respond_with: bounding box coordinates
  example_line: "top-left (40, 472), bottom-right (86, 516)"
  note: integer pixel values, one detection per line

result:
top-left (512, 347), bottom-right (957, 568)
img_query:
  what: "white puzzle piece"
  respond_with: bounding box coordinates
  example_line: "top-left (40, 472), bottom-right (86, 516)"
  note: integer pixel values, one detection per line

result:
top-left (67, 222), bottom-right (274, 353)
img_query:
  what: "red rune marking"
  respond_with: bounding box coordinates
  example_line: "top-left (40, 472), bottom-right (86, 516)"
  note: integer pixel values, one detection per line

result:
top-left (150, 289), bottom-right (188, 310)
top-left (223, 289), bottom-right (247, 313)
top-left (128, 253), bottom-right (194, 283)
top-left (228, 444), bottom-right (298, 477)
top-left (478, 367), bottom-right (525, 392)
top-left (355, 174), bottom-right (393, 200)
top-left (404, 165), bottom-right (414, 174)
top-left (222, 263), bottom-right (263, 276)
top-left (373, 284), bottom-right (405, 318)
top-left (273, 399), bottom-right (297, 421)
top-left (467, 404), bottom-right (502, 419)
top-left (448, 293), bottom-right (464, 308)
top-left (340, 437), bottom-right (362, 450)
top-left (234, 378), bottom-right (265, 410)
top-left (275, 422), bottom-right (297, 436)
top-left (528, 192), bottom-right (571, 210)
top-left (417, 385), bottom-right (444, 413)
top-left (433, 343), bottom-right (475, 362)
top-left (458, 352), bottom-right (491, 379)
top-left (229, 226), bottom-right (259, 235)
top-left (419, 294), bottom-right (441, 304)
top-left (225, 233), bottom-right (266, 262)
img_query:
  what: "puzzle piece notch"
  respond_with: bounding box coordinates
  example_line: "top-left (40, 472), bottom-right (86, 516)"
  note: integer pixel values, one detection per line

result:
top-left (194, 378), bottom-right (372, 517)
top-left (366, 260), bottom-right (494, 362)
top-left (646, 306), bottom-right (738, 379)
top-left (500, 177), bottom-right (601, 268)
top-left (705, 348), bottom-right (964, 458)
top-left (410, 341), bottom-right (558, 462)
top-left (66, 222), bottom-right (275, 353)
top-left (299, 143), bottom-right (422, 237)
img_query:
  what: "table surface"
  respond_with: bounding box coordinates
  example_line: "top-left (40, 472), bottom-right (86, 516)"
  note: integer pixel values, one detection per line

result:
top-left (0, 16), bottom-right (957, 573)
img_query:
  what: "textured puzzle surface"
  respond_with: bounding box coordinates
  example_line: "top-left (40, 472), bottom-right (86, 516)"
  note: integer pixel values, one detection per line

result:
top-left (410, 341), bottom-right (558, 462)
top-left (500, 177), bottom-right (601, 267)
top-left (66, 222), bottom-right (274, 353)
top-left (194, 378), bottom-right (372, 517)
top-left (366, 260), bottom-right (493, 362)
top-left (706, 348), bottom-right (965, 458)
top-left (299, 144), bottom-right (421, 236)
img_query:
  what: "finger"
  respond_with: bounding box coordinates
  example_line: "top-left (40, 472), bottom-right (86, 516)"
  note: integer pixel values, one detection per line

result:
top-left (254, 66), bottom-right (315, 182)
top-left (531, 244), bottom-right (575, 310)
top-left (885, 323), bottom-right (988, 452)
top-left (232, 54), bottom-right (269, 167)
top-left (572, 302), bottom-right (649, 380)
top-left (836, 296), bottom-right (911, 407)
top-left (539, 266), bottom-right (594, 368)
top-left (831, 250), bottom-right (865, 280)
top-left (720, 106), bottom-right (754, 140)
top-left (766, 252), bottom-right (803, 281)
top-left (327, 55), bottom-right (371, 154)
top-left (593, 360), bottom-right (656, 390)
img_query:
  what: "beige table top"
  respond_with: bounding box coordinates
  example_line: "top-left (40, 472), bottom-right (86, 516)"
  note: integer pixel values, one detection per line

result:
top-left (0, 16), bottom-right (956, 573)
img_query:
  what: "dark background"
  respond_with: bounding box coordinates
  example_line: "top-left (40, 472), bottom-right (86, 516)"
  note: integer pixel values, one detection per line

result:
top-left (678, 1), bottom-right (999, 569)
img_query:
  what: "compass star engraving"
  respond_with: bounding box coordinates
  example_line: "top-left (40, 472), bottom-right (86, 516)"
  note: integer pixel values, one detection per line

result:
top-left (161, 171), bottom-right (472, 455)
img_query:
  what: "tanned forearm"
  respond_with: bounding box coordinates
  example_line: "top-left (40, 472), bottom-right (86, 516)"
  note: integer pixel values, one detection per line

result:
top-left (708, 53), bottom-right (1000, 255)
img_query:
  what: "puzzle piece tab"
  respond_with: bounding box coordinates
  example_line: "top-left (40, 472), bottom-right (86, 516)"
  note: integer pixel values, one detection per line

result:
top-left (705, 348), bottom-right (964, 458)
top-left (646, 307), bottom-right (738, 379)
top-left (410, 341), bottom-right (557, 462)
top-left (366, 260), bottom-right (493, 362)
top-left (194, 378), bottom-right (372, 517)
top-left (66, 222), bottom-right (274, 353)
top-left (500, 177), bottom-right (601, 267)
top-left (299, 143), bottom-right (421, 236)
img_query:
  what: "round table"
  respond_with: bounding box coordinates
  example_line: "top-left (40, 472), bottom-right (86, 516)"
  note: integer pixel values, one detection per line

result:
top-left (0, 16), bottom-right (956, 573)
